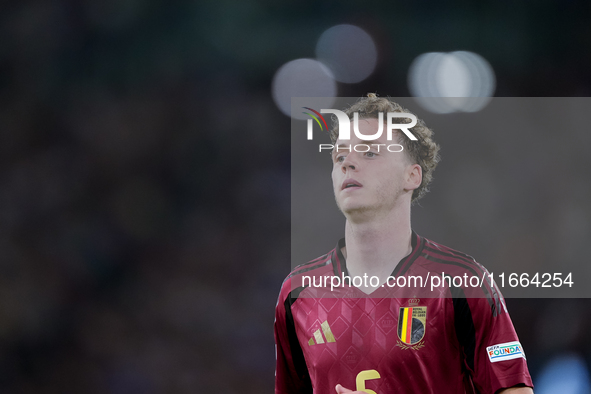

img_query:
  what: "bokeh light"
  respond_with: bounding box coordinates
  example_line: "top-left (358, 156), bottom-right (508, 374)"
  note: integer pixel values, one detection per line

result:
top-left (535, 353), bottom-right (591, 394)
top-left (271, 58), bottom-right (337, 118)
top-left (315, 24), bottom-right (377, 84)
top-left (408, 51), bottom-right (496, 113)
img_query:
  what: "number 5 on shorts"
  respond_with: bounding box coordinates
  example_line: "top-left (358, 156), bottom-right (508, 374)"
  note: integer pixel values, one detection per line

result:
top-left (356, 369), bottom-right (381, 394)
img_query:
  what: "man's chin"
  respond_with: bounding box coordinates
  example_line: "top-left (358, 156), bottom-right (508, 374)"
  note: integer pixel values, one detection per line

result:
top-left (338, 203), bottom-right (371, 217)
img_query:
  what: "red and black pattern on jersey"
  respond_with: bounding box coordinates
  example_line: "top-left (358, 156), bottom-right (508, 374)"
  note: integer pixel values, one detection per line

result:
top-left (274, 232), bottom-right (533, 394)
top-left (421, 239), bottom-right (506, 317)
top-left (287, 252), bottom-right (336, 281)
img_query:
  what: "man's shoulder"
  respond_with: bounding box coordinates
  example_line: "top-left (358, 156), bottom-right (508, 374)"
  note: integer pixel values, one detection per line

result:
top-left (419, 236), bottom-right (505, 310)
top-left (277, 248), bottom-right (337, 302)
top-left (289, 250), bottom-right (336, 279)
top-left (419, 237), bottom-right (489, 276)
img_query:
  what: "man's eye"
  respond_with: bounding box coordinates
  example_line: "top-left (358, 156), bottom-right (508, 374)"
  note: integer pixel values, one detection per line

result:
top-left (365, 152), bottom-right (376, 157)
top-left (336, 155), bottom-right (345, 163)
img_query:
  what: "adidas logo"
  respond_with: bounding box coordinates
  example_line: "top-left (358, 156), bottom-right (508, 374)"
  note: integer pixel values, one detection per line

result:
top-left (308, 320), bottom-right (336, 345)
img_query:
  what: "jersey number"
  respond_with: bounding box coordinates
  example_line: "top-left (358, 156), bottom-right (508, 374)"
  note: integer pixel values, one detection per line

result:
top-left (356, 370), bottom-right (381, 394)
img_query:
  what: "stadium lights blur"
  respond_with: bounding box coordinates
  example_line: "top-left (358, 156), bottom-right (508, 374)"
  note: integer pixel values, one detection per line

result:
top-left (534, 353), bottom-right (591, 394)
top-left (408, 51), bottom-right (496, 114)
top-left (272, 25), bottom-right (378, 118)
top-left (315, 24), bottom-right (377, 84)
top-left (271, 58), bottom-right (337, 118)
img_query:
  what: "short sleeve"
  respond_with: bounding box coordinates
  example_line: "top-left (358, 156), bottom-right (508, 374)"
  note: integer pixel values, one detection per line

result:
top-left (457, 278), bottom-right (533, 393)
top-left (274, 279), bottom-right (313, 394)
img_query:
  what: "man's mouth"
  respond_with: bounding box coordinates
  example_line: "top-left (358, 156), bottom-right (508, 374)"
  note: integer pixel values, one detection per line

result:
top-left (342, 179), bottom-right (362, 190)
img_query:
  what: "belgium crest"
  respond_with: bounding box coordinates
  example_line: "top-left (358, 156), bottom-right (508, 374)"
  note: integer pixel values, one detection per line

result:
top-left (396, 306), bottom-right (427, 350)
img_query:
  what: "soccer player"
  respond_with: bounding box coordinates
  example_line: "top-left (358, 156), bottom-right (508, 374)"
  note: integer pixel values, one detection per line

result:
top-left (275, 94), bottom-right (534, 393)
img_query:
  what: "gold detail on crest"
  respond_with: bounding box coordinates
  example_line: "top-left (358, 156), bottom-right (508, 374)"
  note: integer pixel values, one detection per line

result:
top-left (398, 306), bottom-right (427, 345)
top-left (396, 339), bottom-right (426, 350)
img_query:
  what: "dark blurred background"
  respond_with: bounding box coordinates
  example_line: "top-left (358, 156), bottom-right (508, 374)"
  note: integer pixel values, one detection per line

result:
top-left (1, 1), bottom-right (591, 393)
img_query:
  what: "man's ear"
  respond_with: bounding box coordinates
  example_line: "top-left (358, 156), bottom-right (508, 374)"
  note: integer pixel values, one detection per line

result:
top-left (406, 164), bottom-right (422, 191)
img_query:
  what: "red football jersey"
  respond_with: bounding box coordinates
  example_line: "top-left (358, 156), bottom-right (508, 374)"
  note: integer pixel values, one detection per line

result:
top-left (274, 232), bottom-right (533, 394)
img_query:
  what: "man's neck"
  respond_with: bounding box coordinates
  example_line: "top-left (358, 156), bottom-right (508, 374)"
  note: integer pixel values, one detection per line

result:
top-left (342, 204), bottom-right (413, 292)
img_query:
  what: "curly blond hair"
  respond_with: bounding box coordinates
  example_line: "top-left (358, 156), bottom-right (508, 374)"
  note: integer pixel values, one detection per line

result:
top-left (329, 93), bottom-right (440, 202)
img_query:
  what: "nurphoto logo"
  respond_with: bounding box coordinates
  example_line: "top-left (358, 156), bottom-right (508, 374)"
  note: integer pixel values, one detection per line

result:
top-left (302, 107), bottom-right (418, 153)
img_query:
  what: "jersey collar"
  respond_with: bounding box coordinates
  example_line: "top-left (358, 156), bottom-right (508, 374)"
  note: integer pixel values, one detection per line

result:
top-left (332, 230), bottom-right (425, 278)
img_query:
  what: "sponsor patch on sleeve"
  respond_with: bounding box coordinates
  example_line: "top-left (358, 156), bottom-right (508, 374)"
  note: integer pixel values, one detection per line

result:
top-left (486, 341), bottom-right (526, 363)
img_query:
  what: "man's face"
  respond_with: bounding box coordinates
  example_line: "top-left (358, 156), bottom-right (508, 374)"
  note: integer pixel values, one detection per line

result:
top-left (331, 118), bottom-right (420, 219)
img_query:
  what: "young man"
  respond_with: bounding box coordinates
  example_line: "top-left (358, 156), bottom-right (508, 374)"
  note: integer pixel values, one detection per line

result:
top-left (275, 95), bottom-right (533, 393)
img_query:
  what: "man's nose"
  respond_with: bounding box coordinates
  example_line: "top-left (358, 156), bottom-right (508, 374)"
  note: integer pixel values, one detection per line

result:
top-left (341, 153), bottom-right (357, 171)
